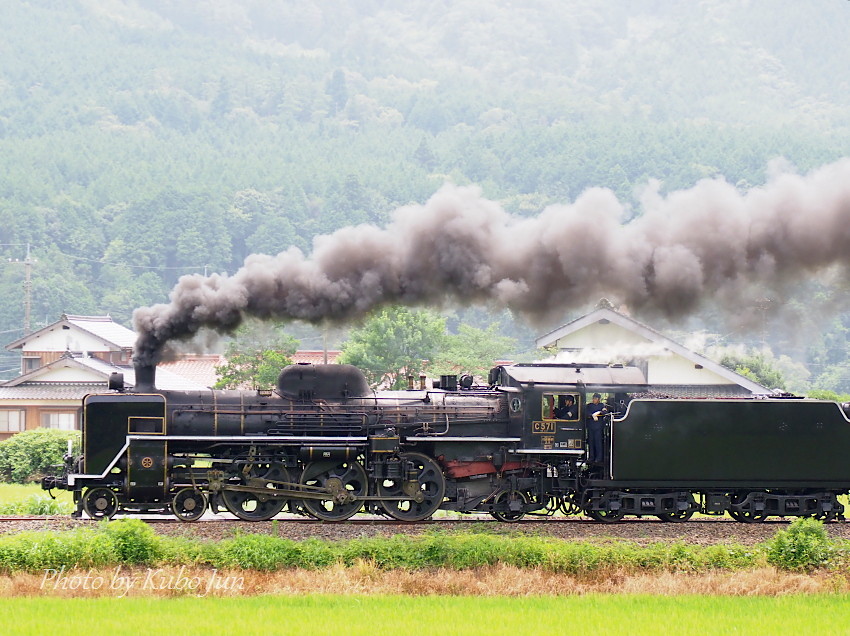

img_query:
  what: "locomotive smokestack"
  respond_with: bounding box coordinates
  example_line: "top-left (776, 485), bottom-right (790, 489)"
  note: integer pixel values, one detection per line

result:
top-left (133, 361), bottom-right (156, 393)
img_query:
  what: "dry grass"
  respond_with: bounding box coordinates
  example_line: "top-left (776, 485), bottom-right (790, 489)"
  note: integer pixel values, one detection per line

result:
top-left (0, 564), bottom-right (841, 598)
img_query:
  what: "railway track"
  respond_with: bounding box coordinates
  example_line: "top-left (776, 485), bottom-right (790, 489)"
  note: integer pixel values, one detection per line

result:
top-left (2, 514), bottom-right (850, 546)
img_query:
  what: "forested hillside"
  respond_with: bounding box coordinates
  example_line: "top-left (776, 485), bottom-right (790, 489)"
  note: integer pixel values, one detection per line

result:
top-left (2, 0), bottom-right (850, 388)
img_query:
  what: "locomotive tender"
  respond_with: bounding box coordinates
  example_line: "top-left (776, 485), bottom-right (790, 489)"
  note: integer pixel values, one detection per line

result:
top-left (43, 361), bottom-right (850, 523)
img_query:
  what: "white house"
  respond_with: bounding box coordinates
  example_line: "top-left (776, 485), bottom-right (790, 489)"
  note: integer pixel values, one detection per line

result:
top-left (536, 303), bottom-right (769, 397)
top-left (4, 314), bottom-right (135, 374)
top-left (0, 315), bottom-right (211, 438)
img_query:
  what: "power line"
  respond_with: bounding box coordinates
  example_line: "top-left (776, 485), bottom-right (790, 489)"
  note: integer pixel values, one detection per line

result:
top-left (55, 251), bottom-right (210, 272)
top-left (3, 244), bottom-right (214, 273)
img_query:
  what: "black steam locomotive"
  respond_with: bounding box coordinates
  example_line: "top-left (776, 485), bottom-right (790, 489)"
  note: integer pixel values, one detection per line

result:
top-left (43, 362), bottom-right (850, 523)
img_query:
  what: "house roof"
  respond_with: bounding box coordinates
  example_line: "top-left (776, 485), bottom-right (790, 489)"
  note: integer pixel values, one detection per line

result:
top-left (644, 385), bottom-right (757, 398)
top-left (0, 383), bottom-right (106, 401)
top-left (292, 350), bottom-right (341, 364)
top-left (159, 355), bottom-right (225, 389)
top-left (154, 351), bottom-right (341, 389)
top-left (536, 307), bottom-right (770, 395)
top-left (0, 353), bottom-right (209, 391)
top-left (4, 314), bottom-right (136, 351)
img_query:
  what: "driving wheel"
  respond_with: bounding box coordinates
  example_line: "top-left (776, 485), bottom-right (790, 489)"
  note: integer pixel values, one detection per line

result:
top-left (377, 452), bottom-right (446, 522)
top-left (221, 464), bottom-right (290, 521)
top-left (299, 460), bottom-right (368, 521)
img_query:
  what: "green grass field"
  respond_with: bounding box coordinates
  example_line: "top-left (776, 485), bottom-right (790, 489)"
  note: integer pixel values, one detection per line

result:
top-left (0, 483), bottom-right (74, 514)
top-left (0, 594), bottom-right (848, 635)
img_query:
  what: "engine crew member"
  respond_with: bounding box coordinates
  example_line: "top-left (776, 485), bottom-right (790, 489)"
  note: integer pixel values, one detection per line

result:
top-left (554, 395), bottom-right (576, 420)
top-left (585, 393), bottom-right (608, 464)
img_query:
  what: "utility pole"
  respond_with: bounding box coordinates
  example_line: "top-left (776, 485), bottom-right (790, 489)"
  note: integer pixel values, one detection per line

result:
top-left (1, 243), bottom-right (34, 334)
top-left (23, 243), bottom-right (32, 334)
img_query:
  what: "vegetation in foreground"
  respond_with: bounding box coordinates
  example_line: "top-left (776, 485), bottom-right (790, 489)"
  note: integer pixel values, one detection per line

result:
top-left (0, 483), bottom-right (74, 515)
top-left (0, 517), bottom-right (841, 576)
top-left (1, 594), bottom-right (850, 635)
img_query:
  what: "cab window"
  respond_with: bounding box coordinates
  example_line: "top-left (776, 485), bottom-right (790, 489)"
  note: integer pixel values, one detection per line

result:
top-left (541, 393), bottom-right (579, 421)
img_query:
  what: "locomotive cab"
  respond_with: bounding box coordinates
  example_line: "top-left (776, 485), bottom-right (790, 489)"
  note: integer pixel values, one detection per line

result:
top-left (492, 363), bottom-right (647, 461)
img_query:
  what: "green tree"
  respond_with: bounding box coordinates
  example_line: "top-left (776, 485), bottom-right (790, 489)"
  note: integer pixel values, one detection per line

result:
top-left (807, 389), bottom-right (850, 402)
top-left (431, 324), bottom-right (517, 380)
top-left (213, 320), bottom-right (299, 389)
top-left (810, 364), bottom-right (850, 395)
top-left (339, 307), bottom-right (447, 389)
top-left (719, 351), bottom-right (787, 391)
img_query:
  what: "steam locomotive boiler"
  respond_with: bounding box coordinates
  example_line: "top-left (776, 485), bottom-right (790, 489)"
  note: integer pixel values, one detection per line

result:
top-left (43, 361), bottom-right (850, 523)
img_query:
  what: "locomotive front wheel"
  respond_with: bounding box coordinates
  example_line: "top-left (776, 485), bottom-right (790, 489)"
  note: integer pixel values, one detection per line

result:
top-left (377, 452), bottom-right (446, 522)
top-left (171, 488), bottom-right (208, 522)
top-left (82, 487), bottom-right (119, 520)
top-left (299, 460), bottom-right (368, 521)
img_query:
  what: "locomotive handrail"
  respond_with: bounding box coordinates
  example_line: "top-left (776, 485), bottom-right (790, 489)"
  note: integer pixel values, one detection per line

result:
top-left (404, 436), bottom-right (520, 442)
top-left (66, 439), bottom-right (130, 486)
top-left (134, 434), bottom-right (369, 442)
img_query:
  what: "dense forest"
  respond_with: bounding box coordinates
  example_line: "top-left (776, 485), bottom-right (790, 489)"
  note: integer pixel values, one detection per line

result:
top-left (2, 1), bottom-right (850, 390)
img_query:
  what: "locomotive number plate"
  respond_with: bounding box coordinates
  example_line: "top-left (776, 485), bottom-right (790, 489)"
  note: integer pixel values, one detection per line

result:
top-left (532, 421), bottom-right (556, 434)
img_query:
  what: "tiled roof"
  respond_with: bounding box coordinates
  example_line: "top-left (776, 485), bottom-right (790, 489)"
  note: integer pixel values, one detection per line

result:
top-left (292, 350), bottom-right (341, 364)
top-left (118, 362), bottom-right (211, 391)
top-left (5, 314), bottom-right (136, 351)
top-left (0, 383), bottom-right (102, 400)
top-left (0, 349), bottom-right (342, 399)
top-left (65, 315), bottom-right (136, 348)
top-left (1, 355), bottom-right (211, 392)
top-left (159, 355), bottom-right (225, 389)
top-left (637, 384), bottom-right (763, 398)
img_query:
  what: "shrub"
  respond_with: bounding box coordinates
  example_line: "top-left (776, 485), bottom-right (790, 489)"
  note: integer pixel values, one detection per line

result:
top-left (0, 528), bottom-right (117, 572)
top-left (0, 429), bottom-right (80, 483)
top-left (216, 534), bottom-right (335, 570)
top-left (766, 517), bottom-right (833, 571)
top-left (101, 518), bottom-right (163, 565)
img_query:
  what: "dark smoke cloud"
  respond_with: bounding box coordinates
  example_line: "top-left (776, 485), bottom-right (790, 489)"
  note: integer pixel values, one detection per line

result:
top-left (133, 159), bottom-right (850, 365)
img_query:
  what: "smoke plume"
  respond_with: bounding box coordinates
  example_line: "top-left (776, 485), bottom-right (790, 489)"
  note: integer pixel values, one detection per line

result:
top-left (133, 159), bottom-right (850, 365)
